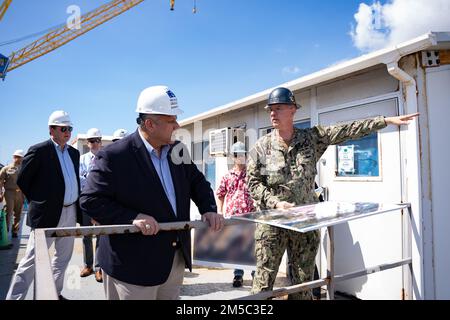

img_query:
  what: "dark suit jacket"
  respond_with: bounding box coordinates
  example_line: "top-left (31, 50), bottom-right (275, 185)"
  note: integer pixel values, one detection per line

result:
top-left (17, 139), bottom-right (82, 228)
top-left (80, 130), bottom-right (217, 286)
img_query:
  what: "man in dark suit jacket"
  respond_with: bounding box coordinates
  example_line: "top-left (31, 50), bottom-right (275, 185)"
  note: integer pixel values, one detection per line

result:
top-left (6, 110), bottom-right (81, 300)
top-left (80, 85), bottom-right (224, 300)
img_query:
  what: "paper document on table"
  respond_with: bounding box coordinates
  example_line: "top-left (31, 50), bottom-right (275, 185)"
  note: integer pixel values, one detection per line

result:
top-left (231, 201), bottom-right (407, 233)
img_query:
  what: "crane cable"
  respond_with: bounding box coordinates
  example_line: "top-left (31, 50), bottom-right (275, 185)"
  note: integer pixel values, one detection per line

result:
top-left (0, 21), bottom-right (66, 47)
top-left (1, 0), bottom-right (198, 47)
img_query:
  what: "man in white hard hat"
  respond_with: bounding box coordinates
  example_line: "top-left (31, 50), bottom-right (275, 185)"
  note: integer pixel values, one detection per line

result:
top-left (80, 85), bottom-right (224, 300)
top-left (112, 128), bottom-right (128, 142)
top-left (79, 128), bottom-right (103, 282)
top-left (6, 110), bottom-right (82, 300)
top-left (0, 149), bottom-right (25, 239)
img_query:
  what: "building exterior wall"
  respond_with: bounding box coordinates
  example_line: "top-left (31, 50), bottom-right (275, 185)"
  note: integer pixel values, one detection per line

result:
top-left (180, 65), bottom-right (414, 298)
top-left (180, 57), bottom-right (450, 299)
top-left (316, 66), bottom-right (399, 109)
top-left (424, 64), bottom-right (450, 299)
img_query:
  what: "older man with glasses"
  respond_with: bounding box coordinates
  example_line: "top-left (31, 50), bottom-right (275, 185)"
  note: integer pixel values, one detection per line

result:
top-left (6, 110), bottom-right (82, 300)
top-left (79, 128), bottom-right (103, 282)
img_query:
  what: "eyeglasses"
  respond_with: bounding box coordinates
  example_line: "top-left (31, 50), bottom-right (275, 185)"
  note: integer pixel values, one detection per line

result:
top-left (57, 126), bottom-right (73, 133)
top-left (87, 138), bottom-right (101, 144)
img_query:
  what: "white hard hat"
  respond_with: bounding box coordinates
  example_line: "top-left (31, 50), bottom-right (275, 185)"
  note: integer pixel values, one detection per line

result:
top-left (48, 110), bottom-right (73, 127)
top-left (112, 128), bottom-right (128, 141)
top-left (136, 85), bottom-right (183, 116)
top-left (86, 128), bottom-right (102, 139)
top-left (230, 141), bottom-right (246, 154)
top-left (13, 149), bottom-right (25, 157)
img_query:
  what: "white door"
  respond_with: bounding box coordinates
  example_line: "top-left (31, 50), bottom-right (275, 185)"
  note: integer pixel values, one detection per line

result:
top-left (318, 98), bottom-right (403, 299)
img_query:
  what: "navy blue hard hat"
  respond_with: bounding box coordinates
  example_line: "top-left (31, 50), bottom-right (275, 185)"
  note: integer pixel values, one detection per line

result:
top-left (265, 87), bottom-right (301, 109)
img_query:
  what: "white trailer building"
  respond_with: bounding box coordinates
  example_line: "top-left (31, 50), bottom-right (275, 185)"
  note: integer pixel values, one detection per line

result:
top-left (178, 32), bottom-right (450, 300)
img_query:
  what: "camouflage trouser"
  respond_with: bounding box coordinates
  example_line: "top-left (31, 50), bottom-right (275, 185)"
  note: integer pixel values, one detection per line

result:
top-left (251, 223), bottom-right (320, 300)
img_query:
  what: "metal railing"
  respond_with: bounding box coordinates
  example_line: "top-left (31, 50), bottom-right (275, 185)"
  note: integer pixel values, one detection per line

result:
top-left (34, 204), bottom-right (413, 300)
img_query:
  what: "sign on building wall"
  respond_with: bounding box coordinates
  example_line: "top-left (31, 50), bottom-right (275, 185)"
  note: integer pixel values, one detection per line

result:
top-left (338, 145), bottom-right (355, 174)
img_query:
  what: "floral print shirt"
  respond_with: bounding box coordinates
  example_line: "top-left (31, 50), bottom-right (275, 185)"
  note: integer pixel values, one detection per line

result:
top-left (216, 168), bottom-right (255, 218)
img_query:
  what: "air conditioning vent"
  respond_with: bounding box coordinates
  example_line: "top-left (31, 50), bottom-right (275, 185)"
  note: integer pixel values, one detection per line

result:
top-left (209, 128), bottom-right (228, 156)
top-left (209, 127), bottom-right (245, 156)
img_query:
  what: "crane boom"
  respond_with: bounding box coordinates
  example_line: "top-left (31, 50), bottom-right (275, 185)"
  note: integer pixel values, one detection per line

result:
top-left (0, 0), bottom-right (12, 21)
top-left (7, 0), bottom-right (144, 72)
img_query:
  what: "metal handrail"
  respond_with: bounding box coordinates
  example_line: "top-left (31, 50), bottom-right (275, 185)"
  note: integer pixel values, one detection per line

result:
top-left (34, 203), bottom-right (413, 300)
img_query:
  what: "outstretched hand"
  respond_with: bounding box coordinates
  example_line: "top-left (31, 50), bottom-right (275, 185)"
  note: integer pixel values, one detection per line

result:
top-left (385, 113), bottom-right (419, 126)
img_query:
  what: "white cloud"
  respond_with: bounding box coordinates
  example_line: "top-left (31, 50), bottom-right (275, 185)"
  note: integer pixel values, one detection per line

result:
top-left (282, 66), bottom-right (301, 75)
top-left (350, 0), bottom-right (450, 52)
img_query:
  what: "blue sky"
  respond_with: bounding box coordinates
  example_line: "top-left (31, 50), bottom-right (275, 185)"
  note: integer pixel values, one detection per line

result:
top-left (1, 0), bottom-right (446, 165)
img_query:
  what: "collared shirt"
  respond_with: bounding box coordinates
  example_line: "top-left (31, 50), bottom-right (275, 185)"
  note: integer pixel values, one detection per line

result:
top-left (216, 167), bottom-right (255, 218)
top-left (79, 151), bottom-right (95, 191)
top-left (139, 130), bottom-right (177, 216)
top-left (52, 139), bottom-right (78, 205)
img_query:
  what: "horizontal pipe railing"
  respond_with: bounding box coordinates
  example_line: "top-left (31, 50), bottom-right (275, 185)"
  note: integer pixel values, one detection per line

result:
top-left (236, 258), bottom-right (412, 300)
top-left (44, 219), bottom-right (252, 238)
top-left (34, 203), bottom-right (412, 300)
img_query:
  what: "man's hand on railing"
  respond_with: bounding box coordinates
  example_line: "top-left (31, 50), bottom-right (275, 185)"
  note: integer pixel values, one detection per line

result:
top-left (133, 213), bottom-right (160, 236)
top-left (202, 212), bottom-right (224, 232)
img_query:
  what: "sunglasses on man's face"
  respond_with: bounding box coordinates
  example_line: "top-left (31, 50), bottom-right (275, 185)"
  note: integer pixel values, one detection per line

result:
top-left (87, 138), bottom-right (101, 144)
top-left (57, 126), bottom-right (73, 133)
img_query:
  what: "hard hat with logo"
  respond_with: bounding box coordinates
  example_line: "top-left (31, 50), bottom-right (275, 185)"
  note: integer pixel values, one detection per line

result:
top-left (86, 128), bottom-right (102, 139)
top-left (136, 85), bottom-right (184, 116)
top-left (112, 128), bottom-right (128, 141)
top-left (13, 149), bottom-right (25, 157)
top-left (230, 141), bottom-right (246, 154)
top-left (48, 110), bottom-right (73, 126)
top-left (265, 87), bottom-right (301, 109)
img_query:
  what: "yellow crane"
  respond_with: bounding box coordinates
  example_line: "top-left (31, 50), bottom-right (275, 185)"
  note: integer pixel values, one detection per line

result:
top-left (0, 0), bottom-right (188, 79)
top-left (0, 0), bottom-right (12, 21)
top-left (5, 0), bottom-right (145, 74)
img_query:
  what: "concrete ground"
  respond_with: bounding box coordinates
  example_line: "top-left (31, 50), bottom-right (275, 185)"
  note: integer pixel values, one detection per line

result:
top-left (1, 211), bottom-right (293, 300)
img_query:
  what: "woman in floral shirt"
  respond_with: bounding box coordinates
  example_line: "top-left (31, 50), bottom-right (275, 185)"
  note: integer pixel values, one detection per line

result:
top-left (216, 142), bottom-right (255, 287)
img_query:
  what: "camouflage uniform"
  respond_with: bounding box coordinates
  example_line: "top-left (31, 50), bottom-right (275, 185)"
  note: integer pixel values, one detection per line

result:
top-left (247, 116), bottom-right (387, 299)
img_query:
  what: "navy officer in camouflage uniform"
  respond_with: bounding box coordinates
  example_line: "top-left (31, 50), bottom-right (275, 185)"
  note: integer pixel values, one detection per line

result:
top-left (247, 87), bottom-right (419, 299)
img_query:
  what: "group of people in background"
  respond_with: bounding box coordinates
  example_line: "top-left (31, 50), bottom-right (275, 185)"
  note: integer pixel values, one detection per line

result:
top-left (2, 84), bottom-right (418, 300)
top-left (2, 116), bottom-right (128, 299)
top-left (0, 149), bottom-right (25, 240)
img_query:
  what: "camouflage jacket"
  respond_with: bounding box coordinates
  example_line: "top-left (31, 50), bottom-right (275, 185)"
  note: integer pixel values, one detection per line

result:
top-left (246, 116), bottom-right (387, 210)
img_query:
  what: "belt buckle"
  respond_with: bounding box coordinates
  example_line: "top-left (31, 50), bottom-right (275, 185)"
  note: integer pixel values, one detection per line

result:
top-left (172, 241), bottom-right (181, 249)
